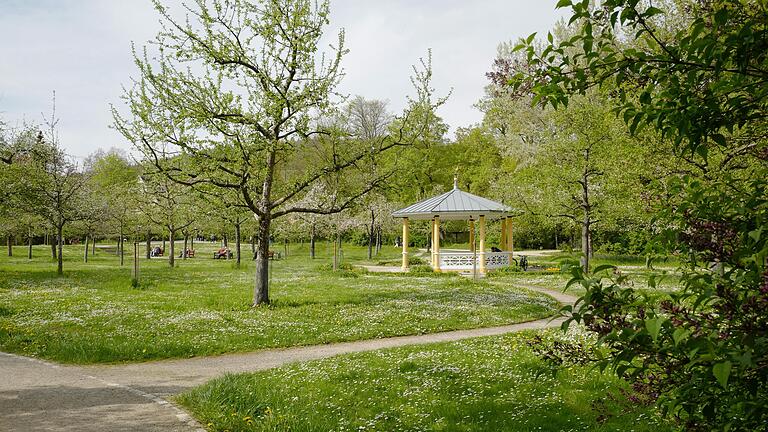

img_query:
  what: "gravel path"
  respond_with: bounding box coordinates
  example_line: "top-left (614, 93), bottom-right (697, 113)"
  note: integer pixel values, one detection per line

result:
top-left (0, 284), bottom-right (575, 432)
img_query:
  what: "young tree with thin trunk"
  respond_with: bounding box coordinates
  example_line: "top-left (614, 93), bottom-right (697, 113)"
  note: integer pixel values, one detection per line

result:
top-left (16, 112), bottom-right (88, 275)
top-left (138, 172), bottom-right (195, 268)
top-left (1, 121), bottom-right (39, 259)
top-left (86, 149), bottom-right (141, 266)
top-left (114, 0), bottom-right (443, 305)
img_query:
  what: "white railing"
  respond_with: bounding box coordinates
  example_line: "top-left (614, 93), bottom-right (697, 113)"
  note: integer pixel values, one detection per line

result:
top-left (435, 251), bottom-right (512, 270)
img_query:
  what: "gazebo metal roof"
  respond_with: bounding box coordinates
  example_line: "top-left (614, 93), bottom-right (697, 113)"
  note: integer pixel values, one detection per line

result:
top-left (392, 182), bottom-right (514, 220)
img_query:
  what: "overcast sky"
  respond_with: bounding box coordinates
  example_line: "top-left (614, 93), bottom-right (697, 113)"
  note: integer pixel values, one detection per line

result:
top-left (0, 0), bottom-right (565, 160)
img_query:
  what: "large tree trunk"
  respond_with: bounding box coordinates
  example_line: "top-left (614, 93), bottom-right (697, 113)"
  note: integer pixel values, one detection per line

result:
top-left (253, 150), bottom-right (276, 306)
top-left (367, 209), bottom-right (375, 260)
top-left (253, 216), bottom-right (271, 306)
top-left (168, 228), bottom-right (176, 268)
top-left (7, 234), bottom-right (12, 257)
top-left (84, 235), bottom-right (89, 263)
top-left (309, 224), bottom-right (316, 259)
top-left (235, 222), bottom-right (241, 267)
top-left (57, 224), bottom-right (64, 275)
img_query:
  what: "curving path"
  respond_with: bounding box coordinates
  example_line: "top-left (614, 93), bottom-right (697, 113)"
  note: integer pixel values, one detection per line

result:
top-left (0, 284), bottom-right (575, 432)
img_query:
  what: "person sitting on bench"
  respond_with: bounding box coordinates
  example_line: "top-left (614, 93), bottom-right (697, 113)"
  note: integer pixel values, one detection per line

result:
top-left (214, 247), bottom-right (230, 259)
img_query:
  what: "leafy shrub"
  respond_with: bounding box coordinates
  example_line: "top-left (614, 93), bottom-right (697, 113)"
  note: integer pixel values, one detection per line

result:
top-left (486, 265), bottom-right (523, 277)
top-left (402, 265), bottom-right (457, 278)
top-left (563, 174), bottom-right (768, 430)
top-left (375, 256), bottom-right (425, 267)
top-left (516, 1), bottom-right (768, 429)
top-left (556, 257), bottom-right (580, 269)
top-left (316, 263), bottom-right (368, 278)
top-left (408, 265), bottom-right (434, 274)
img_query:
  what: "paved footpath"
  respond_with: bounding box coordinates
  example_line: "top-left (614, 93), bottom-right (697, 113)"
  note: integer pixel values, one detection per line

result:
top-left (0, 285), bottom-right (575, 432)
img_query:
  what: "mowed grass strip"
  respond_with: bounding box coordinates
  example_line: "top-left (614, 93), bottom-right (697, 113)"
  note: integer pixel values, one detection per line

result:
top-left (0, 243), bottom-right (556, 364)
top-left (177, 331), bottom-right (671, 432)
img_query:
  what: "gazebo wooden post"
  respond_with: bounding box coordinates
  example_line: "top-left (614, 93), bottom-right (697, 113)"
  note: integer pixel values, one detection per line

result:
top-left (433, 215), bottom-right (441, 272)
top-left (500, 218), bottom-right (508, 250)
top-left (479, 215), bottom-right (486, 274)
top-left (430, 218), bottom-right (436, 267)
top-left (468, 219), bottom-right (475, 252)
top-left (506, 217), bottom-right (514, 256)
top-left (401, 218), bottom-right (409, 271)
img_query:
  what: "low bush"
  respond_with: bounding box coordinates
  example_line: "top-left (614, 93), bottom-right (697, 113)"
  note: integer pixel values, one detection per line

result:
top-left (486, 265), bottom-right (523, 277)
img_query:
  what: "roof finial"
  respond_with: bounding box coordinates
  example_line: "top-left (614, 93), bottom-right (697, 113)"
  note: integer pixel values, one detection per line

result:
top-left (453, 171), bottom-right (459, 190)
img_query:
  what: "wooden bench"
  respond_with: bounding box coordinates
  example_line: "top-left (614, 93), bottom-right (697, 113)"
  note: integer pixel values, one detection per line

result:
top-left (255, 251), bottom-right (281, 260)
top-left (96, 245), bottom-right (119, 254)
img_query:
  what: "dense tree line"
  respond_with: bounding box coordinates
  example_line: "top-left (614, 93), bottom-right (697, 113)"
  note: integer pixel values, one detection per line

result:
top-left (2, 0), bottom-right (669, 287)
top-left (1, 0), bottom-right (693, 314)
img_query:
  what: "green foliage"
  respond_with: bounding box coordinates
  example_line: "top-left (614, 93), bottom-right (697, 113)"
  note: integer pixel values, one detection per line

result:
top-left (114, 0), bottom-right (447, 305)
top-left (518, 1), bottom-right (768, 429)
top-left (516, 0), bottom-right (768, 154)
top-left (486, 264), bottom-right (523, 276)
top-left (315, 262), bottom-right (367, 278)
top-left (408, 264), bottom-right (435, 274)
top-left (483, 45), bottom-right (659, 259)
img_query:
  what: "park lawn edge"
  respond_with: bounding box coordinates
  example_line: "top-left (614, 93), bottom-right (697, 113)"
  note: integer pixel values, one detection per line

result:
top-left (175, 329), bottom-right (671, 432)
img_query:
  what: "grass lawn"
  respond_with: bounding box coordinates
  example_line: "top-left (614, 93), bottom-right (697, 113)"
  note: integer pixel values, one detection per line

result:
top-left (495, 251), bottom-right (683, 298)
top-left (0, 242), bottom-right (557, 364)
top-left (177, 330), bottom-right (671, 432)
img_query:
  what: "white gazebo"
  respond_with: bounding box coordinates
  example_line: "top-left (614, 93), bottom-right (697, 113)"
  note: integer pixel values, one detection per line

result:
top-left (393, 176), bottom-right (516, 274)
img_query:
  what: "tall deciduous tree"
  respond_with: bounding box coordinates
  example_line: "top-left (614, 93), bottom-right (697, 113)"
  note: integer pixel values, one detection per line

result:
top-left (114, 0), bottom-right (442, 305)
top-left (15, 107), bottom-right (88, 275)
top-left (0, 121), bottom-right (39, 254)
top-left (138, 171), bottom-right (195, 268)
top-left (343, 96), bottom-right (392, 260)
top-left (506, 94), bottom-right (645, 271)
top-left (87, 149), bottom-right (141, 266)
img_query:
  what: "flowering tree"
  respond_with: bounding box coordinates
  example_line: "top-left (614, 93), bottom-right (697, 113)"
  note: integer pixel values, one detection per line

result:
top-left (114, 0), bottom-right (441, 305)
